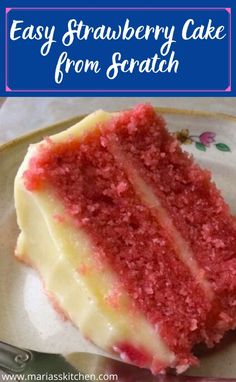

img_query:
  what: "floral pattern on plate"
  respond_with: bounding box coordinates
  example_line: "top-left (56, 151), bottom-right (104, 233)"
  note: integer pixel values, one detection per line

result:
top-left (175, 129), bottom-right (231, 152)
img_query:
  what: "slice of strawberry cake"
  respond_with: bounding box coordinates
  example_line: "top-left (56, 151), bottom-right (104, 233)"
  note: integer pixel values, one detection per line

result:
top-left (14, 104), bottom-right (236, 374)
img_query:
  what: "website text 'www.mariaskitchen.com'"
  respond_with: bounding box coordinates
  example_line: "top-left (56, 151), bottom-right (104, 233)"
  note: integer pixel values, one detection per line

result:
top-left (1, 371), bottom-right (118, 381)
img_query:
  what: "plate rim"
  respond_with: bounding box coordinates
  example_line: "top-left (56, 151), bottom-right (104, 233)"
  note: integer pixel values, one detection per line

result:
top-left (1, 106), bottom-right (236, 155)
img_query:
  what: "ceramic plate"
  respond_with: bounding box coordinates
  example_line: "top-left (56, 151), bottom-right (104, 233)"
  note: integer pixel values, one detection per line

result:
top-left (1, 108), bottom-right (236, 378)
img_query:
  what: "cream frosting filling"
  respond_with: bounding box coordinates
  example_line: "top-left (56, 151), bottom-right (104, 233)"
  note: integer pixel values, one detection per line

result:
top-left (14, 111), bottom-right (176, 369)
top-left (110, 143), bottom-right (214, 299)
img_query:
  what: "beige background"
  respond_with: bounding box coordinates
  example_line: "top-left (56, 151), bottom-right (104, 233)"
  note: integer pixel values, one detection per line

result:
top-left (0, 97), bottom-right (236, 143)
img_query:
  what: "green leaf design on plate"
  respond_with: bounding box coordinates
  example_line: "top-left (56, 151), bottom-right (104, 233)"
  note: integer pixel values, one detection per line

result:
top-left (215, 143), bottom-right (231, 152)
top-left (195, 142), bottom-right (206, 151)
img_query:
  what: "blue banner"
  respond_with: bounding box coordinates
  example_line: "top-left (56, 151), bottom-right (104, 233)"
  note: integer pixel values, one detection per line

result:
top-left (1, 2), bottom-right (235, 96)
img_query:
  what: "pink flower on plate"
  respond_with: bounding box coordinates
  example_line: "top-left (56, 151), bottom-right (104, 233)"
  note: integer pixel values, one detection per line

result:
top-left (199, 132), bottom-right (216, 147)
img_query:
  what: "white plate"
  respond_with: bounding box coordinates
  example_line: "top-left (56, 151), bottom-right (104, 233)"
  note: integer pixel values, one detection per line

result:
top-left (1, 108), bottom-right (236, 377)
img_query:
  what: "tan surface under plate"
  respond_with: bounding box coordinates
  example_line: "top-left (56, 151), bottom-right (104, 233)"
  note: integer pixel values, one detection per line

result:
top-left (1, 108), bottom-right (236, 377)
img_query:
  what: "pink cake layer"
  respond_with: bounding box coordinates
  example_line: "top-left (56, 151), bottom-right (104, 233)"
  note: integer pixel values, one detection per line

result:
top-left (108, 105), bottom-right (236, 339)
top-left (23, 104), bottom-right (236, 372)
